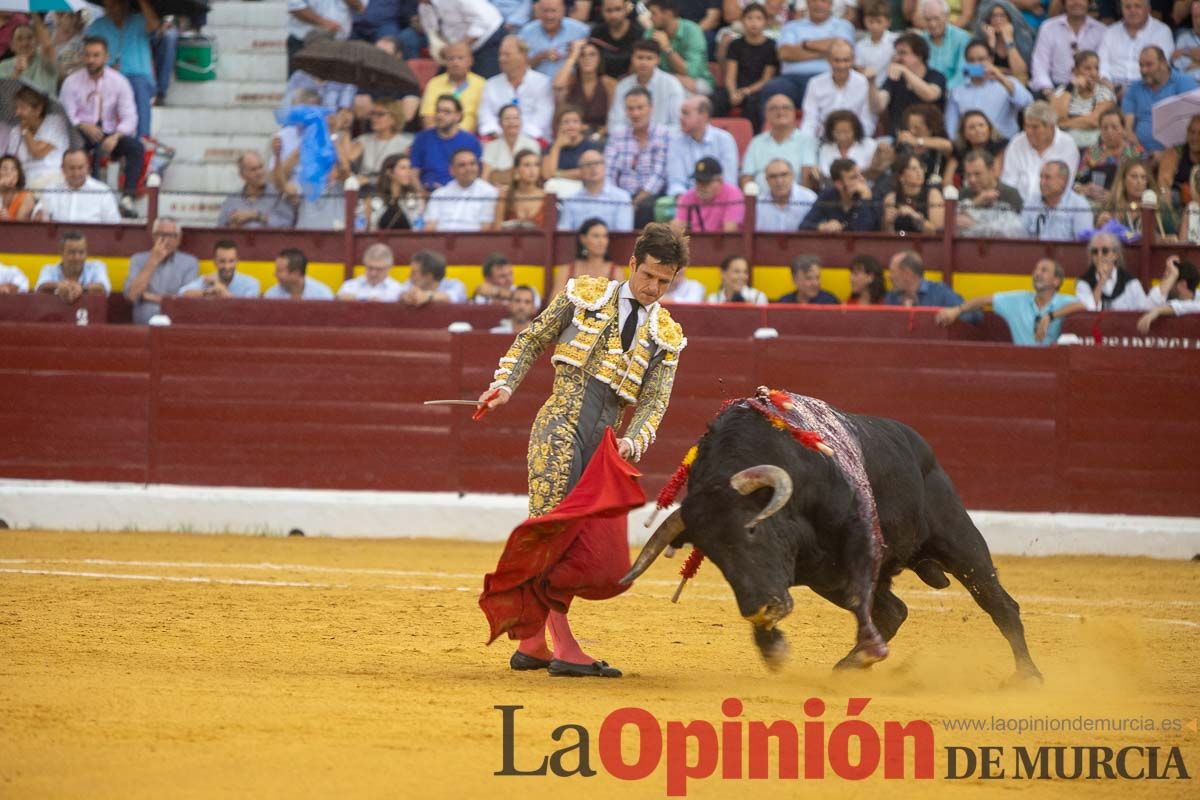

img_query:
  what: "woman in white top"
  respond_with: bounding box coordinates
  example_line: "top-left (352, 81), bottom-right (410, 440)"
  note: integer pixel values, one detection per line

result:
top-left (482, 104), bottom-right (540, 187)
top-left (817, 109), bottom-right (883, 182)
top-left (1050, 50), bottom-right (1115, 150)
top-left (6, 86), bottom-right (69, 189)
top-left (707, 254), bottom-right (767, 304)
top-left (1075, 232), bottom-right (1150, 312)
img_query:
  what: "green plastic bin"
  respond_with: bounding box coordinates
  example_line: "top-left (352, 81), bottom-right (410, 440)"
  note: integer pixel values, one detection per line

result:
top-left (176, 36), bottom-right (217, 82)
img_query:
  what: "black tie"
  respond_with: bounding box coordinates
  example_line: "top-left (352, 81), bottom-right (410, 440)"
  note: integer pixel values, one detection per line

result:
top-left (621, 298), bottom-right (641, 351)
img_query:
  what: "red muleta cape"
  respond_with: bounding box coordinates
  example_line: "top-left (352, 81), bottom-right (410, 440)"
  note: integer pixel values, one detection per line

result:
top-left (479, 428), bottom-right (646, 644)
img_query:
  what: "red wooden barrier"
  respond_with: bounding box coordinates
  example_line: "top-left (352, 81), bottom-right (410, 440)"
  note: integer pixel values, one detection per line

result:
top-left (0, 293), bottom-right (109, 324)
top-left (160, 296), bottom-right (508, 330)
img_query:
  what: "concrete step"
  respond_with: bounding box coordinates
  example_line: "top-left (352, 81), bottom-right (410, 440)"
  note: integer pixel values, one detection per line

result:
top-left (206, 51), bottom-right (287, 82)
top-left (162, 162), bottom-right (240, 194)
top-left (204, 26), bottom-right (286, 54)
top-left (157, 191), bottom-right (226, 226)
top-left (153, 106), bottom-right (279, 136)
top-left (160, 134), bottom-right (271, 164)
top-left (208, 1), bottom-right (288, 29)
top-left (167, 80), bottom-right (285, 108)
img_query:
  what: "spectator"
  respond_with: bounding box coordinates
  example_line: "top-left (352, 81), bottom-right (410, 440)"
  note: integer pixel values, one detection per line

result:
top-left (59, 36), bottom-right (143, 216)
top-left (895, 103), bottom-right (953, 183)
top-left (1123, 46), bottom-right (1198, 154)
top-left (1030, 0), bottom-right (1105, 94)
top-left (268, 88), bottom-right (338, 188)
top-left (491, 284), bottom-right (539, 332)
top-left (178, 240), bottom-right (261, 299)
top-left (869, 33), bottom-right (946, 136)
top-left (712, 3), bottom-right (778, 130)
top-left (34, 230), bottom-right (111, 302)
top-left (0, 19), bottom-right (57, 98)
top-left (288, 0), bottom-right (362, 71)
top-left (739, 93), bottom-right (819, 191)
top-left (399, 248), bottom-right (468, 305)
top-left (419, 42), bottom-right (486, 132)
top-left (0, 11), bottom-right (29, 62)
top-left (34, 149), bottom-right (121, 224)
top-left (265, 248), bottom-right (334, 300)
top-left (337, 242), bottom-right (404, 301)
top-left (87, 0), bottom-right (162, 138)
top-left (946, 109), bottom-right (1007, 185)
top-left (1001, 100), bottom-right (1080, 204)
top-left (349, 100), bottom-right (413, 183)
top-left (762, 0), bottom-right (855, 106)
top-left (590, 0), bottom-right (644, 79)
top-left (410, 94), bottom-right (482, 190)
top-left (352, 1), bottom-right (426, 59)
top-left (1174, 1), bottom-right (1200, 82)
top-left (945, 39), bottom-right (1032, 140)
top-left (1182, 163), bottom-right (1200, 242)
top-left (604, 87), bottom-right (669, 227)
top-left (707, 254), bottom-right (766, 304)
top-left (475, 252), bottom-right (529, 305)
top-left (672, 156), bottom-right (745, 233)
top-left (799, 39), bottom-right (875, 142)
top-left (800, 158), bottom-right (879, 232)
top-left (884, 250), bottom-right (975, 318)
top-left (0, 156), bottom-right (34, 221)
top-left (0, 260), bottom-right (29, 294)
top-left (553, 41), bottom-right (617, 135)
top-left (374, 153), bottom-right (426, 229)
top-left (957, 148), bottom-right (1025, 236)
top-left (425, 148), bottom-right (499, 231)
top-left (520, 0), bottom-right (589, 79)
top-left (661, 264), bottom-right (706, 303)
top-left (756, 158), bottom-right (817, 231)
top-left (542, 106), bottom-right (602, 191)
top-left (284, 66), bottom-right (356, 112)
top-left (51, 10), bottom-right (88, 80)
top-left (477, 35), bottom-right (554, 142)
top-left (1097, 0), bottom-right (1173, 88)
top-left (977, 3), bottom-right (1028, 83)
top-left (645, 0), bottom-right (712, 96)
top-left (936, 258), bottom-right (1082, 345)
top-left (1021, 160), bottom-right (1093, 241)
top-left (846, 254), bottom-right (886, 304)
top-left (124, 217), bottom-right (200, 324)
top-left (676, 0), bottom-right (722, 36)
top-left (557, 151), bottom-right (634, 232)
top-left (855, 0), bottom-right (897, 89)
top-left (775, 255), bottom-right (838, 304)
top-left (1051, 50), bottom-right (1116, 150)
top-left (482, 104), bottom-right (540, 186)
top-left (665, 96), bottom-right (739, 197)
top-left (417, 0), bottom-right (506, 78)
top-left (1097, 159), bottom-right (1178, 238)
top-left (550, 218), bottom-right (623, 297)
top-left (608, 39), bottom-right (686, 131)
top-left (1138, 255), bottom-right (1200, 331)
top-left (5, 86), bottom-right (68, 189)
top-left (1077, 108), bottom-right (1145, 206)
top-left (1075, 231), bottom-right (1150, 311)
top-left (918, 0), bottom-right (970, 90)
top-left (816, 109), bottom-right (884, 182)
top-left (219, 152), bottom-right (296, 229)
top-left (494, 0), bottom-right (532, 30)
top-left (883, 152), bottom-right (945, 233)
top-left (495, 149), bottom-right (546, 229)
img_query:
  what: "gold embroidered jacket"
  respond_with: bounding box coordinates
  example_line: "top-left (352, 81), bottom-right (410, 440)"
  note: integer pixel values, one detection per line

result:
top-left (489, 275), bottom-right (687, 461)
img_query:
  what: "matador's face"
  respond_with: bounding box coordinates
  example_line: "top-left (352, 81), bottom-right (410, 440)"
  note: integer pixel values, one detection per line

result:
top-left (628, 256), bottom-right (678, 307)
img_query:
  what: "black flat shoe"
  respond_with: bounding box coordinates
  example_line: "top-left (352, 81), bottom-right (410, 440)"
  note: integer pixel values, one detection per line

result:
top-left (510, 651), bottom-right (552, 671)
top-left (547, 659), bottom-right (622, 678)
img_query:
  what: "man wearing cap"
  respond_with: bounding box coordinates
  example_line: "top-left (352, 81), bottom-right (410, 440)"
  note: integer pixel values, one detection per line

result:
top-left (671, 156), bottom-right (745, 233)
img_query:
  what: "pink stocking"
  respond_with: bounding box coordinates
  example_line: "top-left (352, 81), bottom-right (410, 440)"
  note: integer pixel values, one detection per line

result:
top-left (547, 610), bottom-right (593, 665)
top-left (517, 625), bottom-right (552, 661)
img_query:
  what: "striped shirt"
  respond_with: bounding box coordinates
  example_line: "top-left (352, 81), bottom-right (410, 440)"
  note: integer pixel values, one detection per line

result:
top-left (603, 125), bottom-right (668, 197)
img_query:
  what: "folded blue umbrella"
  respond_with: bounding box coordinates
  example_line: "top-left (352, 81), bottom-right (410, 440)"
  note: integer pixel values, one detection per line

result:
top-left (1076, 217), bottom-right (1140, 244)
top-left (275, 105), bottom-right (336, 203)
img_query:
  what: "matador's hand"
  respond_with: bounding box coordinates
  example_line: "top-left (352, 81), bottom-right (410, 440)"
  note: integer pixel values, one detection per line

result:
top-left (618, 439), bottom-right (634, 460)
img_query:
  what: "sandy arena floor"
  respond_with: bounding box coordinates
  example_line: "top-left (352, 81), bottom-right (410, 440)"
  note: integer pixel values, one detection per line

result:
top-left (0, 530), bottom-right (1197, 798)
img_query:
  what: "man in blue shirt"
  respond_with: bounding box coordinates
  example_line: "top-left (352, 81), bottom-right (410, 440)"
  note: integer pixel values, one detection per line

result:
top-left (761, 0), bottom-right (855, 106)
top-left (774, 255), bottom-right (840, 304)
top-left (935, 258), bottom-right (1083, 345)
top-left (264, 248), bottom-right (334, 300)
top-left (1122, 45), bottom-right (1199, 152)
top-left (1020, 161), bottom-right (1093, 242)
top-left (409, 94), bottom-right (482, 190)
top-left (918, 0), bottom-right (970, 89)
top-left (884, 249), bottom-right (981, 323)
top-left (799, 159), bottom-right (879, 232)
top-left (558, 152), bottom-right (635, 231)
top-left (34, 230), bottom-right (111, 302)
top-left (87, 0), bottom-right (164, 138)
top-left (665, 95), bottom-right (739, 197)
top-left (179, 241), bottom-right (263, 299)
top-left (945, 40), bottom-right (1032, 139)
top-left (519, 0), bottom-right (589, 78)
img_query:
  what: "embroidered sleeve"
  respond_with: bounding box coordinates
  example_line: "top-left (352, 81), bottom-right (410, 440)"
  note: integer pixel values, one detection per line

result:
top-left (490, 291), bottom-right (574, 393)
top-left (623, 347), bottom-right (681, 462)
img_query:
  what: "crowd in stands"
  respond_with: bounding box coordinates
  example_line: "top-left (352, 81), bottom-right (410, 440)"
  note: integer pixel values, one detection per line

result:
top-left (2, 0), bottom-right (1200, 339)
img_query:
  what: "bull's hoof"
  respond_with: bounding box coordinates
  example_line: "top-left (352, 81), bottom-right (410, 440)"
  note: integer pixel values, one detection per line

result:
top-left (833, 637), bottom-right (889, 671)
top-left (753, 626), bottom-right (789, 671)
top-left (1001, 665), bottom-right (1044, 688)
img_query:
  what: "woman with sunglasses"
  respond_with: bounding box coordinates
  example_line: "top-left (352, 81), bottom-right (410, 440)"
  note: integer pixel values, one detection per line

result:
top-left (1075, 232), bottom-right (1150, 311)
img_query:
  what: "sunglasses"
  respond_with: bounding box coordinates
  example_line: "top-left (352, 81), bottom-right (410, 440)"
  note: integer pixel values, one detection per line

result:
top-left (1089, 246), bottom-right (1114, 255)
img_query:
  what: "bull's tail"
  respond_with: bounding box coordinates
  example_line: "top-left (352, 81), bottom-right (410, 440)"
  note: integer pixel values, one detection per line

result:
top-left (912, 558), bottom-right (951, 589)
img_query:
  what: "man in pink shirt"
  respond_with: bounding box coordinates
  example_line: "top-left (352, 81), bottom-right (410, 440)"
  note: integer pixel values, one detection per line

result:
top-left (58, 35), bottom-right (144, 218)
top-left (671, 156), bottom-right (745, 233)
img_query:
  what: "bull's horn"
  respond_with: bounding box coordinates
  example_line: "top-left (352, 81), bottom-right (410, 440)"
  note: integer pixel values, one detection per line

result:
top-left (619, 509), bottom-right (685, 585)
top-left (730, 465), bottom-right (793, 526)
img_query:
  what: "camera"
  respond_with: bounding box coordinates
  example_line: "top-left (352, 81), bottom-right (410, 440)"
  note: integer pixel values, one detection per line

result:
top-left (963, 63), bottom-right (986, 79)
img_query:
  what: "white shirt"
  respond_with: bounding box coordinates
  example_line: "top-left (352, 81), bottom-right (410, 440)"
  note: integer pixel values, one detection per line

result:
top-left (398, 276), bottom-right (469, 303)
top-left (662, 277), bottom-right (706, 304)
top-left (707, 286), bottom-right (767, 305)
top-left (287, 0), bottom-right (366, 41)
top-left (1098, 18), bottom-right (1175, 85)
top-left (608, 70), bottom-right (686, 133)
top-left (855, 30), bottom-right (896, 88)
top-left (617, 280), bottom-right (649, 338)
top-left (36, 177), bottom-right (121, 224)
top-left (6, 114), bottom-right (69, 184)
top-left (425, 178), bottom-right (498, 231)
top-left (757, 183), bottom-right (818, 232)
top-left (337, 275), bottom-right (403, 301)
top-left (1000, 128), bottom-right (1081, 204)
top-left (817, 138), bottom-right (878, 177)
top-left (477, 68), bottom-right (554, 140)
top-left (418, 0), bottom-right (503, 51)
top-left (1148, 285), bottom-right (1200, 315)
top-left (0, 263), bottom-right (29, 292)
top-left (1076, 270), bottom-right (1150, 311)
top-left (799, 70), bottom-right (875, 140)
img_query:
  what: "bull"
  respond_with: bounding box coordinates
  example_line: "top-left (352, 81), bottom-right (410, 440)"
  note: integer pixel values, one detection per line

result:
top-left (620, 391), bottom-right (1043, 684)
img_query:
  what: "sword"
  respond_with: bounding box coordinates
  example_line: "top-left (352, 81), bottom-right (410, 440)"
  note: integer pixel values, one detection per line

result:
top-left (423, 400), bottom-right (483, 406)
